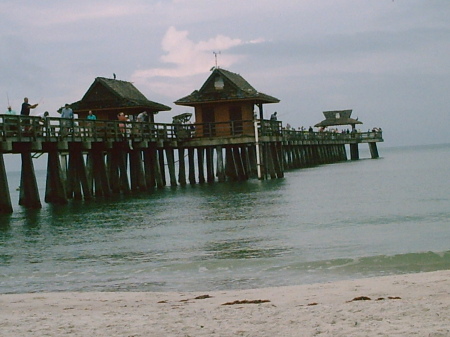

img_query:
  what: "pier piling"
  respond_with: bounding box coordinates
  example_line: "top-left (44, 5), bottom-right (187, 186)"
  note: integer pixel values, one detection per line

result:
top-left (0, 153), bottom-right (12, 214)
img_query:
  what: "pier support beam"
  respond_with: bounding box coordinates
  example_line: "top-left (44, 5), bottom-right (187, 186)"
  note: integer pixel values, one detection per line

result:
top-left (216, 146), bottom-right (225, 182)
top-left (45, 148), bottom-right (68, 204)
top-left (19, 150), bottom-right (42, 209)
top-left (158, 149), bottom-right (166, 186)
top-left (108, 143), bottom-right (130, 194)
top-left (369, 142), bottom-right (379, 159)
top-left (350, 143), bottom-right (359, 160)
top-left (143, 144), bottom-right (157, 188)
top-left (129, 148), bottom-right (147, 192)
top-left (166, 147), bottom-right (177, 187)
top-left (188, 147), bottom-right (196, 184)
top-left (197, 147), bottom-right (205, 184)
top-left (91, 143), bottom-right (111, 197)
top-left (178, 147), bottom-right (187, 186)
top-left (0, 153), bottom-right (13, 213)
top-left (233, 146), bottom-right (246, 181)
top-left (225, 147), bottom-right (237, 181)
top-left (151, 146), bottom-right (164, 188)
top-left (206, 147), bottom-right (215, 183)
top-left (247, 145), bottom-right (258, 179)
top-left (66, 143), bottom-right (92, 200)
top-left (272, 143), bottom-right (284, 178)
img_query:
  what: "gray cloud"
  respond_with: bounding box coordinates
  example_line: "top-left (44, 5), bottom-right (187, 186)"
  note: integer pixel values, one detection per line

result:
top-left (1, 0), bottom-right (449, 151)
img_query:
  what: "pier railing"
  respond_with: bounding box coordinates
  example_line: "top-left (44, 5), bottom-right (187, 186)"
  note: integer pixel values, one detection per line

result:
top-left (281, 128), bottom-right (383, 143)
top-left (0, 115), bottom-right (280, 141)
top-left (0, 114), bottom-right (381, 144)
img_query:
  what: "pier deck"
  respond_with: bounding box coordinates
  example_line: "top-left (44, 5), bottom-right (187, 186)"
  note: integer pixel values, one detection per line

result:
top-left (0, 115), bottom-right (383, 213)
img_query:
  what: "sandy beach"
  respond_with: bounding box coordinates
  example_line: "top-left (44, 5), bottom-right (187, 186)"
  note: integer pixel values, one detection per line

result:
top-left (1, 270), bottom-right (449, 336)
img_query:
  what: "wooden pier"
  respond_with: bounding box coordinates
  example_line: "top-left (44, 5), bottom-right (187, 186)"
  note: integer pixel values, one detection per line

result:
top-left (0, 115), bottom-right (382, 213)
top-left (1, 69), bottom-right (384, 213)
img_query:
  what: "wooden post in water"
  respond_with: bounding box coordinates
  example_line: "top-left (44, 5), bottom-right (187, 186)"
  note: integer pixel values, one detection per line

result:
top-left (91, 143), bottom-right (111, 197)
top-left (241, 145), bottom-right (250, 180)
top-left (45, 147), bottom-right (68, 204)
top-left (247, 145), bottom-right (258, 178)
top-left (233, 146), bottom-right (246, 181)
top-left (188, 147), bottom-right (196, 184)
top-left (197, 147), bottom-right (205, 184)
top-left (143, 144), bottom-right (157, 188)
top-left (369, 142), bottom-right (379, 159)
top-left (341, 144), bottom-right (348, 161)
top-left (178, 147), bottom-right (187, 186)
top-left (152, 146), bottom-right (164, 188)
top-left (206, 146), bottom-right (215, 183)
top-left (67, 143), bottom-right (90, 200)
top-left (129, 148), bottom-right (139, 192)
top-left (119, 148), bottom-right (130, 194)
top-left (295, 146), bottom-right (303, 168)
top-left (225, 146), bottom-right (237, 181)
top-left (216, 146), bottom-right (225, 182)
top-left (108, 149), bottom-right (120, 194)
top-left (19, 150), bottom-right (42, 209)
top-left (273, 142), bottom-right (284, 178)
top-left (0, 153), bottom-right (13, 213)
top-left (166, 147), bottom-right (177, 187)
top-left (158, 149), bottom-right (166, 186)
top-left (129, 148), bottom-right (146, 191)
top-left (77, 151), bottom-right (92, 200)
top-left (350, 143), bottom-right (359, 160)
top-left (265, 143), bottom-right (276, 179)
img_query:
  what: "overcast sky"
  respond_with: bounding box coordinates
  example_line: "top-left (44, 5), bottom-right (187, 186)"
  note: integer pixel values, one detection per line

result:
top-left (1, 0), bottom-right (449, 155)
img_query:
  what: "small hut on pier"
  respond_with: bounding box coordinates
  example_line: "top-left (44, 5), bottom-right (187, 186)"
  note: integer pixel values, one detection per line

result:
top-left (174, 68), bottom-right (279, 137)
top-left (69, 77), bottom-right (171, 122)
top-left (314, 109), bottom-right (362, 131)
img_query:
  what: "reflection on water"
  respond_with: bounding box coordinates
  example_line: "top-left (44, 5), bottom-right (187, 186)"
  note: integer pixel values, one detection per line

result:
top-left (0, 145), bottom-right (450, 293)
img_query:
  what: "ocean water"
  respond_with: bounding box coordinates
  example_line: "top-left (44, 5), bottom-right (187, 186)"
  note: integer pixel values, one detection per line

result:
top-left (0, 144), bottom-right (449, 294)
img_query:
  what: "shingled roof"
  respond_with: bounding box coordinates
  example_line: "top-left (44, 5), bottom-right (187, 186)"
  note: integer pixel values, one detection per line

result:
top-left (314, 109), bottom-right (363, 127)
top-left (174, 68), bottom-right (280, 106)
top-left (70, 77), bottom-right (171, 112)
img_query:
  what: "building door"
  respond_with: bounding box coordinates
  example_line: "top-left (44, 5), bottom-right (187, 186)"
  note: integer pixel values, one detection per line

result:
top-left (229, 106), bottom-right (243, 135)
top-left (202, 107), bottom-right (216, 137)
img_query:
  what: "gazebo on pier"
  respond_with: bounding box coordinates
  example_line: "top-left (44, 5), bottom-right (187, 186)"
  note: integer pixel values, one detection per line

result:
top-left (314, 109), bottom-right (362, 131)
top-left (174, 68), bottom-right (279, 137)
top-left (69, 77), bottom-right (171, 122)
top-left (314, 109), bottom-right (379, 160)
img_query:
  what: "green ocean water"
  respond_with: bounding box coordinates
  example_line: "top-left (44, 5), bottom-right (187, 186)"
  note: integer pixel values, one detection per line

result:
top-left (0, 144), bottom-right (449, 294)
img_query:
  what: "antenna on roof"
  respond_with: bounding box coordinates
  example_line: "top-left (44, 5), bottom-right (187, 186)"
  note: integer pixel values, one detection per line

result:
top-left (213, 51), bottom-right (221, 69)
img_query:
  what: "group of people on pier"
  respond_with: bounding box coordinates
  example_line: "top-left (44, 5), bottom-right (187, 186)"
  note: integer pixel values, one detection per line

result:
top-left (5, 97), bottom-right (39, 117)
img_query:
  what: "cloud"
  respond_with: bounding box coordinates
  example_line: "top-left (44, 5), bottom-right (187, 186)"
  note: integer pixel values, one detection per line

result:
top-left (130, 26), bottom-right (265, 96)
top-left (1, 1), bottom-right (145, 27)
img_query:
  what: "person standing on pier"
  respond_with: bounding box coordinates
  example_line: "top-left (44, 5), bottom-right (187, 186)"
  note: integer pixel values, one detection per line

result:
top-left (20, 97), bottom-right (38, 131)
top-left (4, 106), bottom-right (17, 135)
top-left (86, 110), bottom-right (96, 137)
top-left (136, 110), bottom-right (148, 136)
top-left (20, 97), bottom-right (38, 116)
top-left (117, 112), bottom-right (127, 135)
top-left (5, 106), bottom-right (16, 115)
top-left (60, 103), bottom-right (74, 136)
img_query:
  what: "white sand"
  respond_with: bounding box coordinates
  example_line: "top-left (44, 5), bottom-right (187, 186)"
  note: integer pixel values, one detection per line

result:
top-left (1, 270), bottom-right (449, 337)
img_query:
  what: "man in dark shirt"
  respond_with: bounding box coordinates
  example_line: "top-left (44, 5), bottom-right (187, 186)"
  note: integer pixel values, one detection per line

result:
top-left (20, 97), bottom-right (38, 116)
top-left (20, 97), bottom-right (38, 131)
